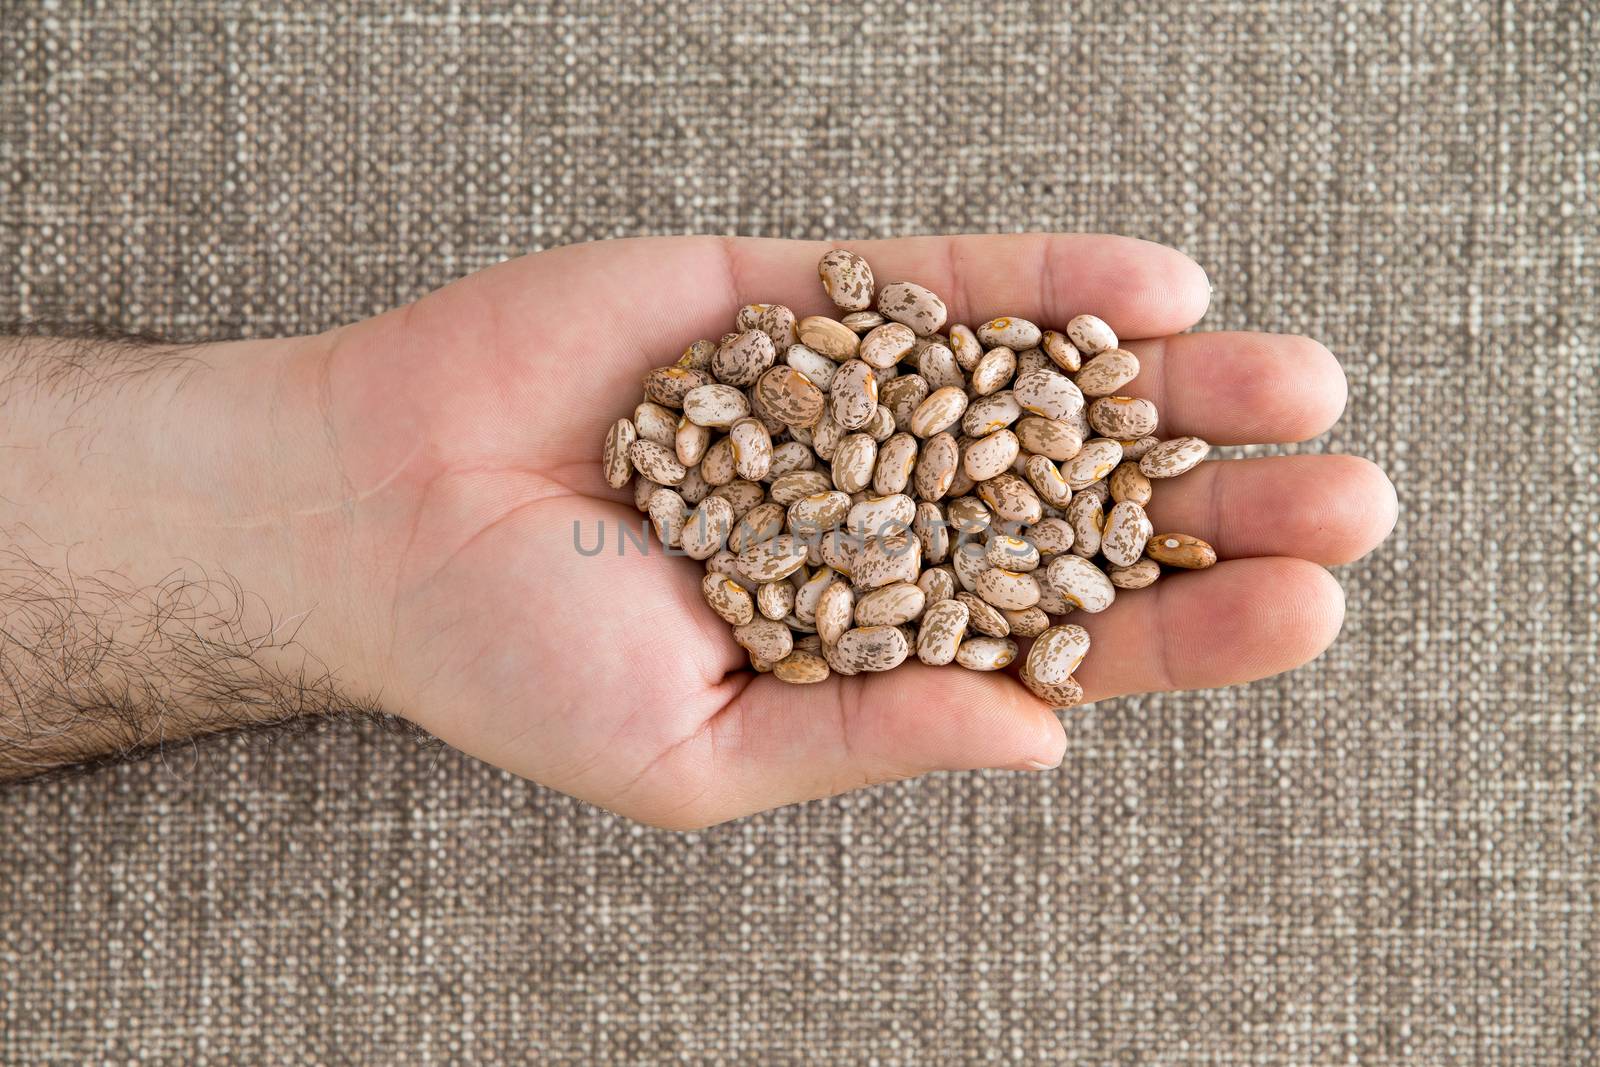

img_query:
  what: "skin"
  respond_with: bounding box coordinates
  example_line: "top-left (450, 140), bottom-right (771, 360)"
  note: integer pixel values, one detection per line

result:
top-left (0, 234), bottom-right (1396, 827)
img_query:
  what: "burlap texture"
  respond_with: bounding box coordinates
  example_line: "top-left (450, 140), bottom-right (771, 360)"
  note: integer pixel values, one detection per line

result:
top-left (2, 2), bottom-right (1595, 1063)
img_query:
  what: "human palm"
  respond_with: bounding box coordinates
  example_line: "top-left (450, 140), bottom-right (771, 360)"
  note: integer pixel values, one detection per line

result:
top-left (317, 234), bottom-right (1395, 828)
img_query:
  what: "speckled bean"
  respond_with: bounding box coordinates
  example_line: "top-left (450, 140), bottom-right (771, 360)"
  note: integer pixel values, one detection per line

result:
top-left (977, 317), bottom-right (1042, 350)
top-left (859, 322), bottom-right (916, 369)
top-left (974, 567), bottom-right (1041, 611)
top-left (913, 431), bottom-right (960, 501)
top-left (753, 366), bottom-right (826, 429)
top-left (1023, 454), bottom-right (1073, 509)
top-left (962, 391), bottom-right (1023, 437)
top-left (1045, 554), bottom-right (1116, 613)
top-left (1100, 500), bottom-right (1154, 568)
top-left (683, 383), bottom-right (752, 429)
top-left (1066, 314), bottom-right (1117, 355)
top-left (1014, 416), bottom-right (1084, 462)
top-left (971, 346), bottom-right (1016, 395)
top-left (799, 315), bottom-right (861, 361)
top-left (863, 404), bottom-right (896, 442)
top-left (1026, 624), bottom-right (1091, 686)
top-left (1027, 516), bottom-right (1076, 556)
top-left (677, 339), bottom-right (718, 372)
top-left (1074, 348), bottom-right (1140, 397)
top-left (818, 249), bottom-right (876, 311)
top-left (787, 490), bottom-right (852, 534)
top-left (757, 580), bottom-right (797, 621)
top-left (1066, 491), bottom-right (1103, 559)
top-left (947, 323), bottom-right (983, 370)
top-left (793, 566), bottom-right (837, 625)
top-left (758, 304), bottom-right (799, 353)
top-left (1002, 606), bottom-right (1051, 638)
top-left (1041, 330), bottom-right (1081, 373)
top-left (818, 529), bottom-right (859, 577)
top-left (603, 418), bottom-right (637, 489)
top-left (810, 410), bottom-right (843, 461)
top-left (774, 650), bottom-right (830, 684)
top-left (828, 359), bottom-right (879, 430)
top-left (977, 472), bottom-right (1043, 525)
top-left (1062, 438), bottom-right (1124, 489)
top-left (768, 470), bottom-right (831, 505)
top-left (872, 432), bottom-right (920, 496)
top-left (1014, 369), bottom-right (1085, 421)
top-left (915, 598), bottom-right (969, 665)
top-left (1022, 672), bottom-right (1085, 708)
top-left (915, 341), bottom-right (965, 391)
top-left (956, 636), bottom-right (1018, 671)
top-left (1108, 461), bottom-right (1153, 505)
top-left (702, 572), bottom-right (756, 626)
top-left (913, 502), bottom-right (951, 564)
top-left (963, 429), bottom-right (1021, 482)
top-left (882, 374), bottom-right (931, 430)
top-left (634, 476), bottom-right (662, 512)
top-left (737, 534), bottom-right (812, 582)
top-left (851, 531), bottom-right (922, 591)
top-left (957, 591), bottom-right (1011, 638)
top-left (848, 493), bottom-right (915, 536)
top-left (985, 534), bottom-right (1040, 572)
top-left (711, 480), bottom-right (766, 519)
top-left (785, 344), bottom-right (838, 391)
top-left (728, 502), bottom-right (787, 553)
top-left (648, 488), bottom-right (690, 547)
top-left (712, 330), bottom-right (777, 387)
top-left (632, 401), bottom-right (678, 448)
top-left (917, 565), bottom-right (958, 604)
top-left (729, 417), bottom-right (773, 481)
top-left (674, 417), bottom-right (712, 468)
top-left (1088, 396), bottom-right (1160, 439)
top-left (1139, 436), bottom-right (1211, 479)
top-left (1108, 558), bottom-right (1162, 589)
top-left (643, 365), bottom-right (714, 408)
top-left (831, 433), bottom-right (879, 495)
top-left (854, 582), bottom-right (926, 627)
top-left (877, 281), bottom-right (948, 335)
top-left (910, 386), bottom-right (969, 438)
top-left (680, 495), bottom-right (735, 560)
top-left (841, 310), bottom-right (887, 333)
top-left (815, 580), bottom-right (856, 645)
top-left (734, 617), bottom-right (793, 663)
top-left (630, 439), bottom-right (687, 485)
top-left (832, 625), bottom-right (911, 672)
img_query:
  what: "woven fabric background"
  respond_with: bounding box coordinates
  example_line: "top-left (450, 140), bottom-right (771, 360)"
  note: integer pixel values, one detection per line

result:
top-left (2, 2), bottom-right (1596, 1063)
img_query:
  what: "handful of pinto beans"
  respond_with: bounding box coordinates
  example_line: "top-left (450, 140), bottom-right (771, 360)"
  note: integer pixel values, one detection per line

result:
top-left (602, 249), bottom-right (1215, 706)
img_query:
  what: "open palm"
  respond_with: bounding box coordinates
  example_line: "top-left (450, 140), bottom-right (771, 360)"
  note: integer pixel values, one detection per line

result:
top-left (314, 234), bottom-right (1396, 828)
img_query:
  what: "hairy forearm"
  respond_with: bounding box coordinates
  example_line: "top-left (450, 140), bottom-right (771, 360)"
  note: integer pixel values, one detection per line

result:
top-left (0, 543), bottom-right (357, 779)
top-left (0, 326), bottom-right (379, 780)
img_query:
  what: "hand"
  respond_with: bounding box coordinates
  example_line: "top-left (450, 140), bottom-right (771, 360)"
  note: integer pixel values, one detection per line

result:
top-left (297, 234), bottom-right (1395, 828)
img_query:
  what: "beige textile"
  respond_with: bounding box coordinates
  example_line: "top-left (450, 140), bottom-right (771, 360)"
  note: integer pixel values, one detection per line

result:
top-left (1, 3), bottom-right (1595, 1063)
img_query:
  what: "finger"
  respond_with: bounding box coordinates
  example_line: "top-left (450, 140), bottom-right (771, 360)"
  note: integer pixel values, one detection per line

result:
top-left (713, 233), bottom-right (1212, 340)
top-left (1120, 332), bottom-right (1348, 443)
top-left (477, 232), bottom-right (1210, 355)
top-left (1142, 455), bottom-right (1399, 565)
top-left (490, 233), bottom-right (1207, 476)
top-left (643, 665), bottom-right (1066, 828)
top-left (1071, 556), bottom-right (1346, 702)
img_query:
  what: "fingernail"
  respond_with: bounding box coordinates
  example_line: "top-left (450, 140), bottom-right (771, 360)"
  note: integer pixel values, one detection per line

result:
top-left (1018, 757), bottom-right (1061, 772)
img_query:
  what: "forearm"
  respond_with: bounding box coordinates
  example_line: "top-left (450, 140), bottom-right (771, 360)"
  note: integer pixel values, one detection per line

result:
top-left (0, 327), bottom-right (380, 780)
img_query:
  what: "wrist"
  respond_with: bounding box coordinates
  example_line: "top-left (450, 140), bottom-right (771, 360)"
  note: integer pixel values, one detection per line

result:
top-left (171, 331), bottom-right (390, 694)
top-left (0, 329), bottom-right (390, 765)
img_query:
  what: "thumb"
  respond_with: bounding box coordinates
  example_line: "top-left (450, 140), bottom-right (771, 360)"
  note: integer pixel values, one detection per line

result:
top-left (642, 665), bottom-right (1068, 828)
